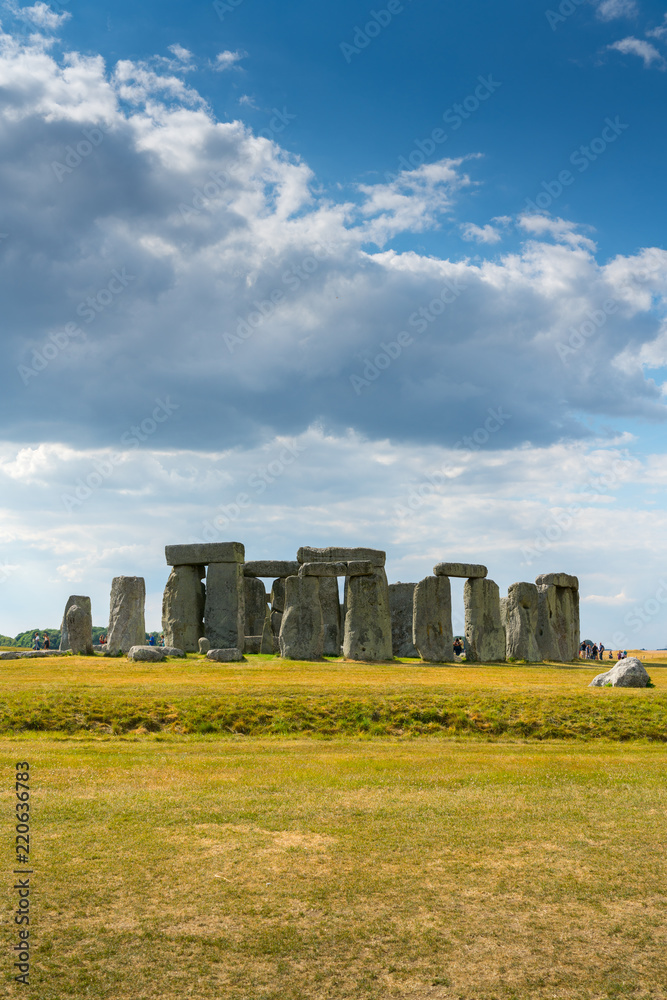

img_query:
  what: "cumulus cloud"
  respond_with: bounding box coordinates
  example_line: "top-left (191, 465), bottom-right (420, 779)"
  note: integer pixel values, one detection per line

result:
top-left (460, 222), bottom-right (502, 244)
top-left (608, 36), bottom-right (666, 68)
top-left (5, 1), bottom-right (70, 30)
top-left (213, 49), bottom-right (246, 71)
top-left (595, 0), bottom-right (638, 21)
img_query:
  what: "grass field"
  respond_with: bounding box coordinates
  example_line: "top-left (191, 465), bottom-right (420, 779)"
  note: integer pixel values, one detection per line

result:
top-left (2, 657), bottom-right (666, 998)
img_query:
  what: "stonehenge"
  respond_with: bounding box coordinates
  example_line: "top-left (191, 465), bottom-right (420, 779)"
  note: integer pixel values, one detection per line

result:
top-left (155, 540), bottom-right (579, 664)
top-left (59, 595), bottom-right (92, 652)
top-left (66, 602), bottom-right (94, 656)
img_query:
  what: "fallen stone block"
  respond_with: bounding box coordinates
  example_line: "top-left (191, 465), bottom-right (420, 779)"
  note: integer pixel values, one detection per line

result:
top-left (127, 646), bottom-right (166, 662)
top-left (589, 657), bottom-right (651, 688)
top-left (161, 646), bottom-right (186, 657)
top-left (206, 648), bottom-right (245, 662)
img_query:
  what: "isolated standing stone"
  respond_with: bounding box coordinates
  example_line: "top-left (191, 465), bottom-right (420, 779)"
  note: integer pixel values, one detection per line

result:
top-left (589, 657), bottom-right (651, 688)
top-left (343, 568), bottom-right (393, 662)
top-left (279, 575), bottom-right (324, 660)
top-left (388, 583), bottom-right (419, 657)
top-left (319, 576), bottom-right (342, 655)
top-left (161, 565), bottom-right (205, 652)
top-left (59, 595), bottom-right (92, 651)
top-left (464, 578), bottom-right (506, 662)
top-left (65, 603), bottom-right (94, 656)
top-left (205, 561), bottom-right (245, 652)
top-left (107, 577), bottom-right (146, 655)
top-left (244, 576), bottom-right (268, 637)
top-left (412, 576), bottom-right (453, 662)
top-left (536, 575), bottom-right (579, 662)
top-left (505, 582), bottom-right (540, 662)
top-left (198, 637), bottom-right (210, 654)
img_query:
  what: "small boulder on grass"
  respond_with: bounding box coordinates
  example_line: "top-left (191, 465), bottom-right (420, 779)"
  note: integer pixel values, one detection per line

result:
top-left (206, 648), bottom-right (245, 662)
top-left (127, 645), bottom-right (165, 662)
top-left (161, 646), bottom-right (185, 658)
top-left (589, 657), bottom-right (651, 688)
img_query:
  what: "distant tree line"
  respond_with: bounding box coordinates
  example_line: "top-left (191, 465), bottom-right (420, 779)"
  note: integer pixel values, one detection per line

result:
top-left (1, 628), bottom-right (161, 647)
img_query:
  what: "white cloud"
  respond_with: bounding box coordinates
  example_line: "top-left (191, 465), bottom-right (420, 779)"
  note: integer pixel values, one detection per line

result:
top-left (239, 93), bottom-right (258, 108)
top-left (168, 44), bottom-right (192, 64)
top-left (460, 222), bottom-right (502, 244)
top-left (595, 0), bottom-right (638, 21)
top-left (647, 14), bottom-right (667, 40)
top-left (6, 1), bottom-right (70, 30)
top-left (214, 49), bottom-right (246, 71)
top-left (608, 36), bottom-right (666, 68)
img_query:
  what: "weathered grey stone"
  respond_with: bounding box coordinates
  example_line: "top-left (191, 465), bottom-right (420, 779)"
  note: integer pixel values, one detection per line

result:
top-left (165, 542), bottom-right (244, 566)
top-left (347, 561), bottom-right (374, 577)
top-left (388, 583), bottom-right (419, 658)
top-left (244, 560), bottom-right (300, 578)
top-left (536, 572), bottom-right (579, 590)
top-left (161, 646), bottom-right (186, 657)
top-left (260, 607), bottom-right (276, 654)
top-left (298, 546), bottom-right (385, 567)
top-left (107, 577), bottom-right (146, 655)
top-left (464, 578), bottom-right (505, 662)
top-left (343, 568), bottom-right (393, 662)
top-left (505, 583), bottom-right (540, 662)
top-left (161, 565), bottom-right (205, 652)
top-left (270, 609), bottom-right (283, 638)
top-left (0, 651), bottom-right (20, 659)
top-left (198, 637), bottom-right (210, 654)
top-left (589, 657), bottom-right (651, 688)
top-left (279, 576), bottom-right (324, 660)
top-left (206, 648), bottom-right (245, 662)
top-left (299, 561), bottom-right (348, 578)
top-left (59, 595), bottom-right (92, 651)
top-left (412, 576), bottom-right (453, 662)
top-left (244, 577), bottom-right (268, 636)
top-left (270, 578), bottom-right (285, 613)
top-left (205, 562), bottom-right (245, 651)
top-left (434, 562), bottom-right (488, 579)
top-left (318, 576), bottom-right (342, 656)
top-left (244, 636), bottom-right (263, 654)
top-left (536, 580), bottom-right (579, 662)
top-left (66, 603), bottom-right (94, 656)
top-left (499, 597), bottom-right (508, 629)
top-left (127, 645), bottom-right (165, 662)
top-left (0, 650), bottom-right (67, 659)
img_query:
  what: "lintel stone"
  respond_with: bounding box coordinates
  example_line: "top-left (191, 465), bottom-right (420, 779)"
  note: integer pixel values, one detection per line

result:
top-left (166, 542), bottom-right (244, 566)
top-left (535, 572), bottom-right (578, 589)
top-left (297, 546), bottom-right (385, 567)
top-left (299, 562), bottom-right (348, 578)
top-left (244, 560), bottom-right (300, 578)
top-left (434, 562), bottom-right (488, 579)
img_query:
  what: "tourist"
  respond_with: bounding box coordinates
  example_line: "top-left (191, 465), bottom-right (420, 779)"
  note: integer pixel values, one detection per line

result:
top-left (592, 643), bottom-right (598, 660)
top-left (148, 634), bottom-right (156, 646)
top-left (43, 633), bottom-right (50, 650)
top-left (32, 633), bottom-right (41, 650)
top-left (598, 643), bottom-right (605, 660)
top-left (159, 634), bottom-right (165, 647)
top-left (453, 637), bottom-right (462, 656)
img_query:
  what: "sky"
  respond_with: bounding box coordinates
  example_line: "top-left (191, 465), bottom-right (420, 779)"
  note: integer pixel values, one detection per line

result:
top-left (1, 0), bottom-right (667, 647)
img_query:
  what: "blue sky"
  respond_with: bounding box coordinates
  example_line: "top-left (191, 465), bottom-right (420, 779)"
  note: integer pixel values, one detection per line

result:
top-left (1, 0), bottom-right (667, 647)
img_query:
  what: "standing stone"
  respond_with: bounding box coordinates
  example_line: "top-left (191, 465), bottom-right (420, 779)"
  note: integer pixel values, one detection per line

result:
top-left (59, 595), bottom-right (91, 651)
top-left (107, 577), bottom-right (146, 655)
top-left (343, 568), bottom-right (393, 662)
top-left (198, 637), bottom-right (210, 654)
top-left (319, 576), bottom-right (342, 656)
top-left (270, 578), bottom-right (285, 612)
top-left (536, 574), bottom-right (579, 662)
top-left (412, 576), bottom-right (453, 662)
top-left (389, 583), bottom-right (419, 658)
top-left (161, 565), bottom-right (205, 653)
top-left (66, 603), bottom-right (93, 656)
top-left (505, 582), bottom-right (540, 662)
top-left (464, 578), bottom-right (505, 662)
top-left (205, 561), bottom-right (245, 652)
top-left (260, 606), bottom-right (276, 654)
top-left (244, 577), bottom-right (268, 637)
top-left (279, 576), bottom-right (324, 660)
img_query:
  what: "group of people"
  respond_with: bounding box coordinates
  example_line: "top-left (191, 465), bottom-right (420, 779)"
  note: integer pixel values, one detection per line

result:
top-left (32, 632), bottom-right (51, 650)
top-left (579, 642), bottom-right (627, 661)
top-left (147, 634), bottom-right (165, 647)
